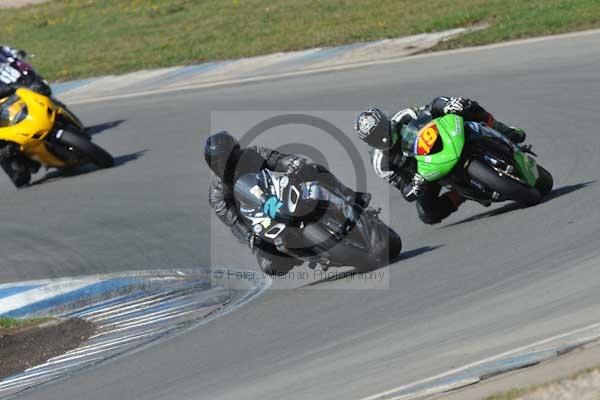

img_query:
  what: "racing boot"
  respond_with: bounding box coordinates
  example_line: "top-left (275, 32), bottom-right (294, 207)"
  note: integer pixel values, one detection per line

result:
top-left (492, 120), bottom-right (526, 144)
top-left (445, 190), bottom-right (468, 209)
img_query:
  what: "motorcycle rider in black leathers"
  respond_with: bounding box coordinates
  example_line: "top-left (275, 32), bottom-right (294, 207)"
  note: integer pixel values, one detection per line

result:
top-left (355, 97), bottom-right (526, 224)
top-left (205, 131), bottom-right (371, 275)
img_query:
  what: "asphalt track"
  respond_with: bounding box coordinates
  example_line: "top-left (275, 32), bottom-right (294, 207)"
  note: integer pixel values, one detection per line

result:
top-left (1, 31), bottom-right (600, 400)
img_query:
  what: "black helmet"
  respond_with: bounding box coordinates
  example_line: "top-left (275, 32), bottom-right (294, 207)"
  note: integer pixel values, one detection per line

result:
top-left (204, 131), bottom-right (241, 178)
top-left (354, 108), bottom-right (393, 150)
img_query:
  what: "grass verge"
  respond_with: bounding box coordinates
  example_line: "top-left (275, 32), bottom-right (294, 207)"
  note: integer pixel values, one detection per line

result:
top-left (0, 316), bottom-right (53, 333)
top-left (1, 0), bottom-right (599, 81)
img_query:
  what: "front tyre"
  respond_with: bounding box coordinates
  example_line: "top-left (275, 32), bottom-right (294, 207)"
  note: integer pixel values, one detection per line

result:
top-left (55, 103), bottom-right (85, 132)
top-left (58, 130), bottom-right (114, 168)
top-left (535, 165), bottom-right (553, 196)
top-left (372, 221), bottom-right (402, 264)
top-left (256, 251), bottom-right (297, 276)
top-left (468, 160), bottom-right (541, 206)
top-left (0, 162), bottom-right (30, 188)
top-left (0, 145), bottom-right (32, 188)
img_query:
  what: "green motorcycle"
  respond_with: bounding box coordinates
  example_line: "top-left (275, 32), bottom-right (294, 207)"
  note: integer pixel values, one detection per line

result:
top-left (399, 114), bottom-right (553, 206)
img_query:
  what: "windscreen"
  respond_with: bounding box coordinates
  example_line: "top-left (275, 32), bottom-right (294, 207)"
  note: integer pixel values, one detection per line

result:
top-left (233, 172), bottom-right (266, 211)
top-left (0, 95), bottom-right (28, 128)
top-left (400, 114), bottom-right (435, 156)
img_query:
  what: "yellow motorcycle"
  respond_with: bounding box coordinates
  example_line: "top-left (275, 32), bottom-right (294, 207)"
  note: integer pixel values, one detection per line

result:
top-left (0, 88), bottom-right (113, 187)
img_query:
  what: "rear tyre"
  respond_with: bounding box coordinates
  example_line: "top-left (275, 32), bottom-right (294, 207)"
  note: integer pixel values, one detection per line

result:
top-left (535, 165), bottom-right (553, 196)
top-left (468, 160), bottom-right (541, 206)
top-left (58, 130), bottom-right (114, 168)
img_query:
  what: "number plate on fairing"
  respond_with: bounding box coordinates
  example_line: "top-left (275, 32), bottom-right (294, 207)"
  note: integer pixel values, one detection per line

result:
top-left (415, 123), bottom-right (439, 155)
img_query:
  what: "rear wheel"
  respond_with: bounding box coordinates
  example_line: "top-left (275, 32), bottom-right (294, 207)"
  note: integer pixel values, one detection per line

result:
top-left (468, 160), bottom-right (541, 206)
top-left (535, 165), bottom-right (553, 196)
top-left (58, 130), bottom-right (114, 168)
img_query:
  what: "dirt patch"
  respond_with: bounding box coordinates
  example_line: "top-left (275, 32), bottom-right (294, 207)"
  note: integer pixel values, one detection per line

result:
top-left (513, 369), bottom-right (600, 400)
top-left (0, 318), bottom-right (95, 380)
top-left (0, 0), bottom-right (49, 9)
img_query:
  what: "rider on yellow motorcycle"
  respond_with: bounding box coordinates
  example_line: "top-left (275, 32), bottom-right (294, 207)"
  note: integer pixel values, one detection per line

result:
top-left (0, 85), bottom-right (39, 186)
top-left (0, 86), bottom-right (113, 188)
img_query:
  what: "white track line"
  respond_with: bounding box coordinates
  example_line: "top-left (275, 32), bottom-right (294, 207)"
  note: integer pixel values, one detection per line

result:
top-left (67, 292), bottom-right (140, 317)
top-left (48, 330), bottom-right (160, 360)
top-left (360, 321), bottom-right (600, 400)
top-left (113, 307), bottom-right (203, 330)
top-left (88, 303), bottom-right (221, 339)
top-left (90, 292), bottom-right (196, 322)
top-left (0, 280), bottom-right (96, 315)
top-left (43, 342), bottom-right (132, 365)
top-left (58, 327), bottom-right (167, 357)
top-left (91, 307), bottom-right (211, 338)
top-left (97, 296), bottom-right (222, 329)
top-left (0, 358), bottom-right (103, 392)
top-left (84, 292), bottom-right (182, 320)
top-left (77, 292), bottom-right (170, 317)
top-left (0, 357), bottom-right (102, 389)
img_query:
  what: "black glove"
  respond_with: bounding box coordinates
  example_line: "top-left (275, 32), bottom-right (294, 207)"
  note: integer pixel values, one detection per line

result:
top-left (1, 46), bottom-right (26, 60)
top-left (442, 97), bottom-right (469, 114)
top-left (401, 174), bottom-right (425, 201)
top-left (286, 157), bottom-right (306, 174)
top-left (248, 231), bottom-right (261, 253)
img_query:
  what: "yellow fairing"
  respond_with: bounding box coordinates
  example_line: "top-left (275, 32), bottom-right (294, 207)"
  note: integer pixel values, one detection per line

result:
top-left (0, 88), bottom-right (67, 167)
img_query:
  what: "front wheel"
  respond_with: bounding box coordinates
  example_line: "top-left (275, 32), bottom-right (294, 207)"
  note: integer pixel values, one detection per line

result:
top-left (256, 251), bottom-right (297, 276)
top-left (58, 130), bottom-right (114, 168)
top-left (0, 144), bottom-right (32, 188)
top-left (0, 161), bottom-right (30, 188)
top-left (55, 103), bottom-right (85, 132)
top-left (535, 165), bottom-right (553, 196)
top-left (468, 160), bottom-right (541, 206)
top-left (373, 221), bottom-right (402, 263)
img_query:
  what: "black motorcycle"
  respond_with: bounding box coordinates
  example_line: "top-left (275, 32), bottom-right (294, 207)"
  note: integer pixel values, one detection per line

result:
top-left (234, 168), bottom-right (402, 275)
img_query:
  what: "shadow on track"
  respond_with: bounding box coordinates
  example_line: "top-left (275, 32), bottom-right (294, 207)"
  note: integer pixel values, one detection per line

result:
top-left (113, 149), bottom-right (148, 167)
top-left (440, 181), bottom-right (595, 228)
top-left (397, 245), bottom-right (444, 261)
top-left (85, 120), bottom-right (126, 136)
top-left (28, 149), bottom-right (148, 187)
top-left (542, 181), bottom-right (595, 202)
top-left (301, 245), bottom-right (443, 287)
